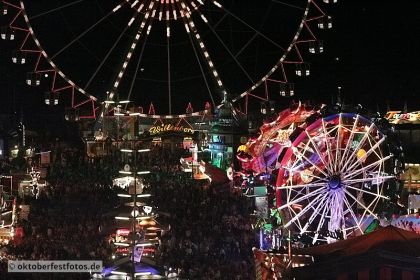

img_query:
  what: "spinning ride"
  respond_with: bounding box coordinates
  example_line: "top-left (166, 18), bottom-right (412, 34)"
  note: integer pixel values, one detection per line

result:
top-left (1, 0), bottom-right (331, 118)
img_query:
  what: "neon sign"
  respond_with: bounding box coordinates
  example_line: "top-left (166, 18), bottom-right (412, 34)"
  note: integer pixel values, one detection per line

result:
top-left (385, 111), bottom-right (420, 124)
top-left (149, 124), bottom-right (194, 135)
top-left (116, 228), bottom-right (130, 236)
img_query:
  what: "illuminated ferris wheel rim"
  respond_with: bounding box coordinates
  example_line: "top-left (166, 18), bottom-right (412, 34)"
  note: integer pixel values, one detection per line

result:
top-left (275, 113), bottom-right (395, 243)
top-left (3, 0), bottom-right (329, 118)
top-left (125, 0), bottom-right (205, 21)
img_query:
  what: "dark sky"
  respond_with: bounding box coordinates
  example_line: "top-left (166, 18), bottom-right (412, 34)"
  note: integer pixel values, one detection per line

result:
top-left (0, 0), bottom-right (419, 126)
top-left (314, 1), bottom-right (420, 111)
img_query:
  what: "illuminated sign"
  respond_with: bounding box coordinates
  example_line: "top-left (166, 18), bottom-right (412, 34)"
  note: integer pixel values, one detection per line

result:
top-left (385, 111), bottom-right (420, 124)
top-left (149, 124), bottom-right (194, 135)
top-left (116, 228), bottom-right (130, 236)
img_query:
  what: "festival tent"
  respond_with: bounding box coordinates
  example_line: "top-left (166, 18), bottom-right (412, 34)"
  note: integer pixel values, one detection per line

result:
top-left (295, 225), bottom-right (420, 258)
top-left (253, 227), bottom-right (420, 280)
top-left (290, 226), bottom-right (420, 280)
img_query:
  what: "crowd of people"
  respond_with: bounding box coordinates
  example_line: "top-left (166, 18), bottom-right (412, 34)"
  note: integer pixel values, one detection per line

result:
top-left (0, 155), bottom-right (120, 279)
top-left (141, 146), bottom-right (257, 279)
top-left (0, 143), bottom-right (258, 279)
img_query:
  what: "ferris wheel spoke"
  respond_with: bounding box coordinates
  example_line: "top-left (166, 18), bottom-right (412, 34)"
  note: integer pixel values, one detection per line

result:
top-left (342, 196), bottom-right (364, 235)
top-left (288, 187), bottom-right (315, 201)
top-left (344, 189), bottom-right (378, 219)
top-left (300, 194), bottom-right (329, 234)
top-left (292, 147), bottom-right (329, 178)
top-left (283, 192), bottom-right (325, 228)
top-left (28, 0), bottom-right (87, 20)
top-left (233, 0), bottom-right (271, 59)
top-left (345, 162), bottom-right (384, 181)
top-left (345, 136), bottom-right (386, 174)
top-left (99, 1), bottom-right (155, 124)
top-left (84, 8), bottom-right (141, 90)
top-left (334, 114), bottom-right (343, 172)
top-left (234, 33), bottom-right (258, 58)
top-left (126, 18), bottom-right (154, 103)
top-left (321, 119), bottom-right (335, 172)
top-left (182, 1), bottom-right (226, 95)
top-left (328, 190), bottom-right (345, 232)
top-left (343, 175), bottom-right (394, 186)
top-left (177, 3), bottom-right (215, 108)
top-left (279, 182), bottom-right (327, 190)
top-left (282, 165), bottom-right (328, 184)
top-left (109, 1), bottom-right (155, 96)
top-left (339, 115), bottom-right (360, 169)
top-left (50, 0), bottom-right (128, 60)
top-left (353, 190), bottom-right (381, 233)
top-left (278, 186), bottom-right (326, 211)
top-left (305, 130), bottom-right (333, 174)
top-left (287, 150), bottom-right (307, 170)
top-left (211, 0), bottom-right (286, 51)
top-left (365, 193), bottom-right (382, 221)
top-left (212, 11), bottom-right (229, 30)
top-left (271, 0), bottom-right (306, 10)
top-left (287, 205), bottom-right (304, 231)
top-left (341, 123), bottom-right (374, 172)
top-left (195, 9), bottom-right (255, 84)
top-left (302, 172), bottom-right (327, 182)
top-left (343, 155), bottom-right (392, 180)
top-left (344, 184), bottom-right (389, 200)
top-left (312, 195), bottom-right (330, 244)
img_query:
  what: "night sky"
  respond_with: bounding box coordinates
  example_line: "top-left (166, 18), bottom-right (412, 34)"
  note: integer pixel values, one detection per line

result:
top-left (0, 0), bottom-right (419, 129)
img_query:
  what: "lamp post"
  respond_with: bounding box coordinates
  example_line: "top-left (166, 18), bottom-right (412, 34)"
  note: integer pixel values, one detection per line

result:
top-left (119, 148), bottom-right (150, 279)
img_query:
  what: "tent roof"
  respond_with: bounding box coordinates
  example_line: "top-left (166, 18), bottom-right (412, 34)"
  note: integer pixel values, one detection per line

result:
top-left (296, 226), bottom-right (420, 258)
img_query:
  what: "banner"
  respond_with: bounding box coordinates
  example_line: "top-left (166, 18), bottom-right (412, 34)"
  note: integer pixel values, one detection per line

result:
top-left (133, 246), bottom-right (144, 263)
top-left (40, 152), bottom-right (51, 165)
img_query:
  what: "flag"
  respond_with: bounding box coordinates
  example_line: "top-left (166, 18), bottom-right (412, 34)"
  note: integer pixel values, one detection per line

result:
top-left (40, 152), bottom-right (51, 165)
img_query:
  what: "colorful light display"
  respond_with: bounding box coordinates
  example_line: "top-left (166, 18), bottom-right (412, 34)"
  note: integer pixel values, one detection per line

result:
top-left (385, 111), bottom-right (420, 124)
top-left (239, 108), bottom-right (397, 244)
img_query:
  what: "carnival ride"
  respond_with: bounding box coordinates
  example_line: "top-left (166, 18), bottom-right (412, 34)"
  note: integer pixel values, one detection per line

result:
top-left (1, 0), bottom-right (332, 121)
top-left (238, 103), bottom-right (401, 244)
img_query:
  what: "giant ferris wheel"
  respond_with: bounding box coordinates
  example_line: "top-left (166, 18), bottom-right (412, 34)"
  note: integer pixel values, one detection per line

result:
top-left (1, 0), bottom-right (333, 119)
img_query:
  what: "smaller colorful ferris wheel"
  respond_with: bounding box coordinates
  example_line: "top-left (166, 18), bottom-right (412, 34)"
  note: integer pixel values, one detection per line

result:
top-left (276, 113), bottom-right (395, 243)
top-left (238, 106), bottom-right (399, 244)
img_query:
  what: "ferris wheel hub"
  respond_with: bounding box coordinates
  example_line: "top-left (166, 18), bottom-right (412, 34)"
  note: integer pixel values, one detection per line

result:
top-left (328, 175), bottom-right (342, 190)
